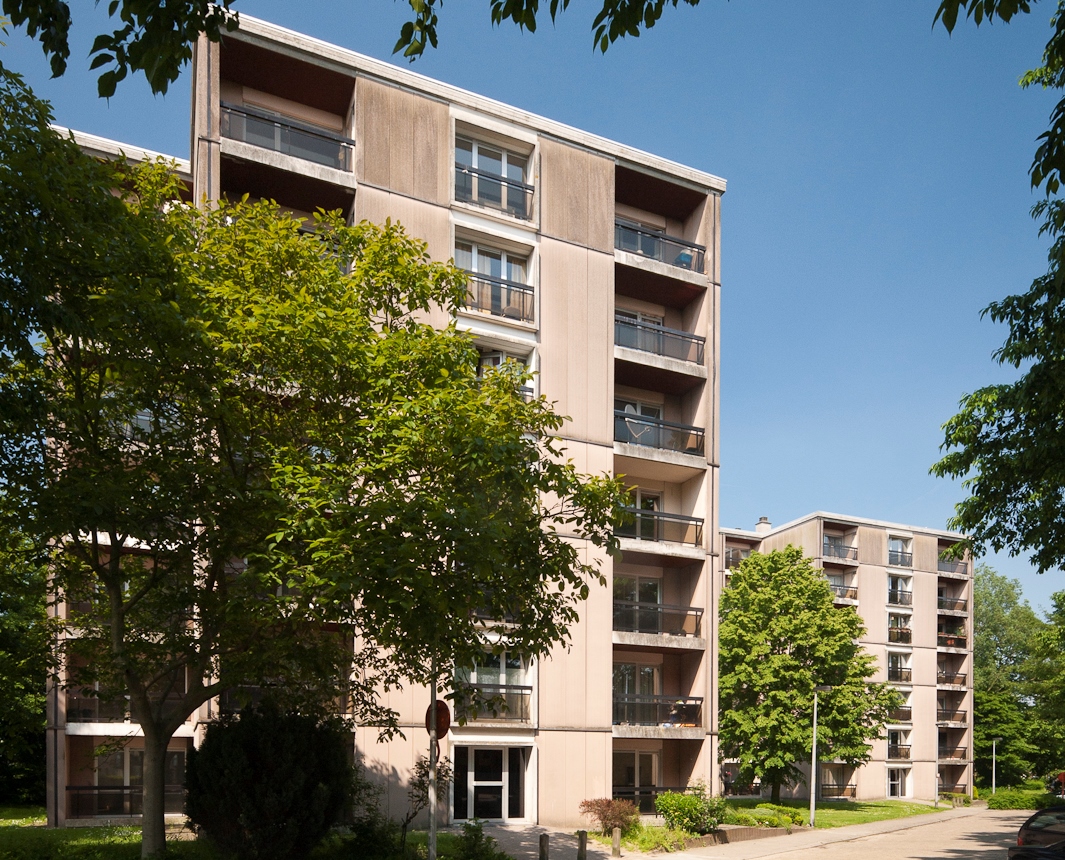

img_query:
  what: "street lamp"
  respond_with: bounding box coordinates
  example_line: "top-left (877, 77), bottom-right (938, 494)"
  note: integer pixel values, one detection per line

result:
top-left (810, 685), bottom-right (832, 828)
top-left (992, 737), bottom-right (1003, 795)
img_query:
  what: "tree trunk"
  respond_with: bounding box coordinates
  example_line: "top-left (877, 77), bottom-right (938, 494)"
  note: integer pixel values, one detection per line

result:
top-left (771, 782), bottom-right (781, 804)
top-left (140, 728), bottom-right (170, 859)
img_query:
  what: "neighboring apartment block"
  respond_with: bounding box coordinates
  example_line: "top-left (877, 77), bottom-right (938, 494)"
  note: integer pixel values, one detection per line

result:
top-left (47, 16), bottom-right (724, 828)
top-left (720, 513), bottom-right (974, 802)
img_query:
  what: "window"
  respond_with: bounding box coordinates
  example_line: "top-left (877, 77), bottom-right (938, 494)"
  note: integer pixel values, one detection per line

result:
top-left (613, 575), bottom-right (662, 634)
top-left (478, 349), bottom-right (534, 399)
top-left (613, 750), bottom-right (658, 813)
top-left (888, 613), bottom-right (912, 643)
top-left (889, 536), bottom-right (912, 567)
top-left (888, 768), bottom-right (906, 797)
top-left (614, 398), bottom-right (663, 447)
top-left (887, 652), bottom-right (911, 683)
top-left (724, 546), bottom-right (750, 570)
top-left (612, 662), bottom-right (659, 697)
top-left (456, 240), bottom-right (533, 322)
top-left (455, 651), bottom-right (531, 721)
top-left (888, 575), bottom-right (913, 606)
top-left (615, 217), bottom-right (666, 258)
top-left (628, 489), bottom-right (660, 541)
top-left (455, 137), bottom-right (532, 219)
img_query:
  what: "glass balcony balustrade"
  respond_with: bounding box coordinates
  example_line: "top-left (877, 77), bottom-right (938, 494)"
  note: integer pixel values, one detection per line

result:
top-left (220, 102), bottom-right (354, 171)
top-left (614, 221), bottom-right (705, 273)
top-left (615, 508), bottom-right (703, 546)
top-left (613, 411), bottom-right (705, 456)
top-left (611, 601), bottom-right (703, 637)
top-left (614, 317), bottom-right (705, 364)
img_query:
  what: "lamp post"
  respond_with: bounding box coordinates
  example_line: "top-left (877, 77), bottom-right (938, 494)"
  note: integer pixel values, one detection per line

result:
top-left (810, 685), bottom-right (832, 828)
top-left (992, 737), bottom-right (1003, 795)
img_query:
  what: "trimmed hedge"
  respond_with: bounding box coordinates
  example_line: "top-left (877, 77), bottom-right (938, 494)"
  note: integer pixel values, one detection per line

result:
top-left (654, 791), bottom-right (727, 834)
top-left (986, 790), bottom-right (1061, 810)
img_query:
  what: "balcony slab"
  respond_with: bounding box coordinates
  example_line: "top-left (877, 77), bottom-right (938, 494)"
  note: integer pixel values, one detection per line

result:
top-left (63, 723), bottom-right (196, 738)
top-left (617, 537), bottom-right (705, 560)
top-left (614, 448), bottom-right (706, 483)
top-left (219, 137), bottom-right (357, 189)
top-left (938, 608), bottom-right (969, 618)
top-left (612, 631), bottom-right (706, 651)
top-left (613, 345), bottom-right (706, 379)
top-left (614, 249), bottom-right (706, 286)
top-left (612, 725), bottom-right (704, 740)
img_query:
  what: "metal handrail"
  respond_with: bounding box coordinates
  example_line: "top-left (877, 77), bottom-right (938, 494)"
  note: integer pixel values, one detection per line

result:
top-left (938, 748), bottom-right (968, 761)
top-left (454, 165), bottom-right (533, 220)
top-left (613, 411), bottom-right (705, 456)
top-left (65, 695), bottom-right (130, 723)
top-left (823, 541), bottom-right (858, 560)
top-left (830, 583), bottom-right (858, 600)
top-left (615, 508), bottom-right (704, 546)
top-left (888, 706), bottom-right (912, 722)
top-left (612, 694), bottom-right (703, 727)
top-left (612, 600), bottom-right (703, 637)
top-left (938, 632), bottom-right (967, 648)
top-left (888, 589), bottom-right (913, 606)
top-left (938, 559), bottom-right (968, 575)
top-left (937, 671), bottom-right (968, 686)
top-left (614, 317), bottom-right (705, 364)
top-left (887, 667), bottom-right (912, 682)
top-left (464, 271), bottom-right (535, 323)
top-left (614, 221), bottom-right (706, 273)
top-left (887, 744), bottom-right (911, 760)
top-left (888, 628), bottom-right (912, 644)
top-left (938, 596), bottom-right (968, 611)
top-left (889, 550), bottom-right (913, 566)
top-left (612, 784), bottom-right (690, 813)
top-left (456, 682), bottom-right (532, 722)
top-left (821, 784), bottom-right (857, 798)
top-left (937, 709), bottom-right (968, 722)
top-left (66, 785), bottom-right (184, 817)
top-left (219, 102), bottom-right (353, 171)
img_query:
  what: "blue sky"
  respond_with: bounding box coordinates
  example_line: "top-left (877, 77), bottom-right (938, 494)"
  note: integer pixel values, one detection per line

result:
top-left (4, 1), bottom-right (1063, 611)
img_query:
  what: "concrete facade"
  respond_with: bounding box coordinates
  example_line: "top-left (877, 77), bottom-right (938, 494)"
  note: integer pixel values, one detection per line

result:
top-left (720, 513), bottom-right (974, 803)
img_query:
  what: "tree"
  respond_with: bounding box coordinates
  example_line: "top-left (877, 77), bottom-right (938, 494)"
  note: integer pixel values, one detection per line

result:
top-left (972, 563), bottom-right (1044, 692)
top-left (973, 688), bottom-right (1038, 788)
top-left (718, 547), bottom-right (901, 803)
top-left (0, 71), bottom-right (624, 857)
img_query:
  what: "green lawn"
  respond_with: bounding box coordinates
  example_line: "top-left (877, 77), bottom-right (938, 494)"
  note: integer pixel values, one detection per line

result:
top-left (0, 806), bottom-right (47, 827)
top-left (728, 798), bottom-right (946, 828)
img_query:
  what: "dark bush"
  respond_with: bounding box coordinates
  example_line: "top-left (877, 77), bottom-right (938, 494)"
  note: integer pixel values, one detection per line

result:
top-left (577, 798), bottom-right (640, 835)
top-left (186, 702), bottom-right (353, 860)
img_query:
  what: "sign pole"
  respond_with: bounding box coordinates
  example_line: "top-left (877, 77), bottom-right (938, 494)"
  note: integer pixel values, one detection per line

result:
top-left (429, 662), bottom-right (438, 860)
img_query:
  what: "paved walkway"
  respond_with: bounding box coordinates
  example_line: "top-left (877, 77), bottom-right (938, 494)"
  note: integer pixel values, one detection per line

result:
top-left (485, 804), bottom-right (1015, 860)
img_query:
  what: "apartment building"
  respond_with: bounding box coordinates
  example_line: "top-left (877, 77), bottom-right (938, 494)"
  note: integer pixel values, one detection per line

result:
top-left (720, 513), bottom-right (974, 802)
top-left (46, 16), bottom-right (724, 828)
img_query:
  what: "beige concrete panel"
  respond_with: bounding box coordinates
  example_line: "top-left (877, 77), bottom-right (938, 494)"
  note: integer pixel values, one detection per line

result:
top-left (386, 87), bottom-right (418, 198)
top-left (911, 641), bottom-right (938, 689)
top-left (913, 578), bottom-right (938, 649)
top-left (540, 139), bottom-right (613, 253)
top-left (537, 729), bottom-right (611, 826)
top-left (353, 185), bottom-right (451, 263)
top-left (191, 36), bottom-right (221, 206)
top-left (412, 97), bottom-right (449, 204)
top-left (913, 534), bottom-right (939, 572)
top-left (858, 526), bottom-right (886, 566)
top-left (355, 78), bottom-right (393, 188)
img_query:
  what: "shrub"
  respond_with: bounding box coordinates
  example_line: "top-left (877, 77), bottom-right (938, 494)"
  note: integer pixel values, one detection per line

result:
top-left (755, 803), bottom-right (806, 825)
top-left (578, 798), bottom-right (640, 835)
top-left (446, 821), bottom-right (510, 860)
top-left (654, 790), bottom-right (727, 834)
top-left (724, 807), bottom-right (791, 828)
top-left (986, 789), bottom-right (1060, 810)
top-left (628, 823), bottom-right (688, 852)
top-left (938, 792), bottom-right (972, 807)
top-left (186, 702), bottom-right (354, 860)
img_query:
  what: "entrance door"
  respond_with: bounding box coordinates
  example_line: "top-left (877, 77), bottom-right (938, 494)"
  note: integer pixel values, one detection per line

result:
top-left (888, 768), bottom-right (906, 797)
top-left (613, 750), bottom-right (657, 813)
top-left (453, 746), bottom-right (528, 822)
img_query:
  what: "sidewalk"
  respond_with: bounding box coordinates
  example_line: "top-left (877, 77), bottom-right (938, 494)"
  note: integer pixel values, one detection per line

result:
top-left (486, 804), bottom-right (990, 860)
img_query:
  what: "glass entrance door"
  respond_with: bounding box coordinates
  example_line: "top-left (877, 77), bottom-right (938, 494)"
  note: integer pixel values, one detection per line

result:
top-left (453, 746), bottom-right (529, 822)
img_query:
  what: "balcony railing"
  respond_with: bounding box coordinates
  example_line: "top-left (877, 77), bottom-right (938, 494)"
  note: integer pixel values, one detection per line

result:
top-left (938, 633), bottom-right (967, 648)
top-left (887, 589), bottom-right (913, 606)
top-left (830, 584), bottom-right (858, 601)
top-left (888, 628), bottom-right (913, 644)
top-left (941, 783), bottom-right (969, 795)
top-left (888, 706), bottom-right (912, 722)
top-left (938, 596), bottom-right (968, 612)
top-left (614, 412), bottom-right (705, 456)
top-left (220, 102), bottom-right (353, 171)
top-left (937, 671), bottom-right (968, 686)
top-left (613, 601), bottom-right (703, 637)
top-left (612, 694), bottom-right (702, 727)
top-left (722, 782), bottom-right (759, 797)
top-left (612, 784), bottom-right (689, 814)
top-left (614, 317), bottom-right (705, 364)
top-left (823, 541), bottom-right (858, 561)
top-left (464, 272), bottom-right (535, 323)
top-left (614, 222), bottom-right (706, 273)
top-left (455, 165), bottom-right (533, 220)
top-left (938, 748), bottom-right (968, 761)
top-left (724, 548), bottom-right (749, 569)
top-left (887, 744), bottom-right (911, 760)
top-left (66, 785), bottom-right (184, 818)
top-left (65, 695), bottom-right (129, 723)
top-left (938, 559), bottom-right (968, 575)
top-left (456, 683), bottom-right (532, 722)
top-left (887, 667), bottom-right (912, 683)
top-left (937, 709), bottom-right (968, 723)
top-left (889, 549), bottom-right (913, 567)
top-left (821, 784), bottom-right (857, 799)
top-left (615, 508), bottom-right (703, 547)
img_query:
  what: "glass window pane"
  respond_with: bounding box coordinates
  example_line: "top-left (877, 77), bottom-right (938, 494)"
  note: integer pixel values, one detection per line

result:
top-left (504, 255), bottom-right (526, 283)
top-left (129, 751), bottom-right (144, 786)
top-left (637, 665), bottom-right (657, 695)
top-left (455, 138), bottom-right (473, 168)
top-left (474, 748), bottom-right (504, 782)
top-left (164, 751), bottom-right (185, 786)
top-left (473, 786), bottom-right (503, 819)
top-left (508, 747), bottom-right (525, 819)
top-left (455, 242), bottom-right (473, 271)
top-left (613, 663), bottom-right (635, 694)
top-left (613, 575), bottom-right (637, 602)
top-left (478, 249), bottom-right (502, 279)
top-left (638, 753), bottom-right (655, 787)
top-left (505, 155), bottom-right (525, 185)
top-left (638, 579), bottom-right (660, 604)
top-left (613, 752), bottom-right (635, 787)
top-left (97, 752), bottom-right (125, 786)
top-left (478, 146), bottom-right (503, 176)
top-left (454, 746), bottom-right (469, 820)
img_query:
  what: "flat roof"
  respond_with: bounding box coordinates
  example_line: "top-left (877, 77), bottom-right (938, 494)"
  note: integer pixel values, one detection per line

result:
top-left (228, 15), bottom-right (727, 195)
top-left (721, 511), bottom-right (965, 541)
top-left (56, 127), bottom-right (191, 177)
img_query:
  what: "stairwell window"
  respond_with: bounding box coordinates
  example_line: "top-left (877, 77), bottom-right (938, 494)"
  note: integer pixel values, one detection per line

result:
top-left (455, 137), bottom-right (532, 220)
top-left (456, 240), bottom-right (534, 323)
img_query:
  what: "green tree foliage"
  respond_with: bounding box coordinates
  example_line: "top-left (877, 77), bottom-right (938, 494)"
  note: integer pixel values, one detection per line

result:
top-left (972, 563), bottom-right (1044, 692)
top-left (185, 702), bottom-right (353, 860)
top-left (973, 689), bottom-right (1039, 787)
top-left (0, 69), bottom-right (623, 858)
top-left (718, 547), bottom-right (901, 803)
top-left (0, 521), bottom-right (50, 804)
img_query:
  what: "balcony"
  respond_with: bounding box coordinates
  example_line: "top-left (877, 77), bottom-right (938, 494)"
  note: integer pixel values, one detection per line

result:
top-left (220, 102), bottom-right (353, 171)
top-left (456, 683), bottom-right (532, 722)
top-left (616, 509), bottom-right (703, 547)
top-left (614, 317), bottom-right (705, 365)
top-left (938, 559), bottom-right (968, 575)
top-left (722, 782), bottom-right (759, 797)
top-left (889, 549), bottom-right (913, 567)
top-left (888, 706), bottom-right (912, 723)
top-left (724, 548), bottom-right (749, 570)
top-left (938, 632), bottom-right (967, 649)
top-left (65, 695), bottom-right (129, 723)
top-left (887, 744), bottom-right (911, 760)
top-left (612, 694), bottom-right (702, 727)
top-left (887, 589), bottom-right (913, 607)
top-left (941, 783), bottom-right (969, 795)
top-left (937, 671), bottom-right (968, 686)
top-left (821, 784), bottom-right (857, 799)
top-left (887, 667), bottom-right (912, 683)
top-left (615, 221), bottom-right (705, 273)
top-left (613, 784), bottom-right (689, 814)
top-left (830, 584), bottom-right (858, 601)
top-left (938, 596), bottom-right (968, 612)
top-left (938, 748), bottom-right (968, 762)
top-left (613, 601), bottom-right (703, 637)
top-left (823, 541), bottom-right (858, 561)
top-left (455, 164), bottom-right (533, 220)
top-left (888, 628), bottom-right (913, 644)
top-left (937, 709), bottom-right (968, 723)
top-left (66, 785), bottom-right (184, 818)
top-left (614, 412), bottom-right (705, 456)
top-left (464, 272), bottom-right (535, 323)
